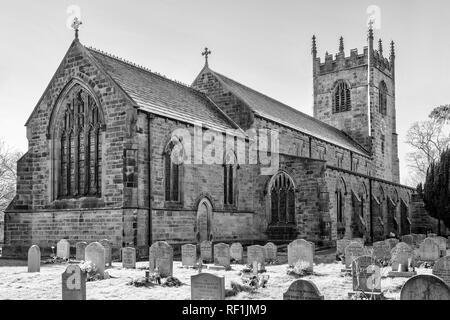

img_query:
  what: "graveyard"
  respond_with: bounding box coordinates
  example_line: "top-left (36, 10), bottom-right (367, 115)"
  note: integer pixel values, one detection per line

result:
top-left (1, 235), bottom-right (450, 300)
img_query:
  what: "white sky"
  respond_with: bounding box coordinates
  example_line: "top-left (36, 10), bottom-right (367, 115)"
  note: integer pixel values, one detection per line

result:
top-left (1, 0), bottom-right (449, 186)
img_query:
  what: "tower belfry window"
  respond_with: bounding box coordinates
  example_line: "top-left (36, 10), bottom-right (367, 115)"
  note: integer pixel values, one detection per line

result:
top-left (333, 81), bottom-right (351, 113)
top-left (379, 81), bottom-right (388, 115)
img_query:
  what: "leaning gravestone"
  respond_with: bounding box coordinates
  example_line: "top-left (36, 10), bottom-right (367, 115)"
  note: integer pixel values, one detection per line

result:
top-left (431, 236), bottom-right (447, 257)
top-left (27, 245), bottom-right (40, 273)
top-left (418, 238), bottom-right (440, 262)
top-left (400, 274), bottom-right (450, 300)
top-left (75, 242), bottom-right (87, 261)
top-left (200, 241), bottom-right (213, 263)
top-left (213, 243), bottom-right (231, 269)
top-left (99, 239), bottom-right (112, 267)
top-left (389, 242), bottom-right (415, 277)
top-left (122, 247), bottom-right (136, 269)
top-left (247, 245), bottom-right (266, 269)
top-left (344, 242), bottom-right (366, 269)
top-left (352, 256), bottom-right (381, 293)
top-left (149, 241), bottom-right (174, 277)
top-left (385, 238), bottom-right (399, 250)
top-left (57, 239), bottom-right (70, 259)
top-left (62, 264), bottom-right (86, 300)
top-left (264, 242), bottom-right (277, 262)
top-left (191, 273), bottom-right (225, 300)
top-left (372, 241), bottom-right (391, 260)
top-left (336, 239), bottom-right (351, 257)
top-left (401, 235), bottom-right (414, 248)
top-left (283, 279), bottom-right (324, 300)
top-left (432, 256), bottom-right (450, 287)
top-left (85, 242), bottom-right (105, 276)
top-left (181, 244), bottom-right (197, 267)
top-left (230, 243), bottom-right (243, 262)
top-left (288, 239), bottom-right (314, 271)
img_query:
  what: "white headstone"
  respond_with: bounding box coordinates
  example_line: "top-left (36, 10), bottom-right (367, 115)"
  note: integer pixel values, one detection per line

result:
top-left (122, 247), bottom-right (136, 269)
top-left (85, 242), bottom-right (105, 276)
top-left (344, 242), bottom-right (365, 268)
top-left (200, 241), bottom-right (213, 262)
top-left (432, 256), bottom-right (450, 287)
top-left (230, 243), bottom-right (243, 262)
top-left (99, 239), bottom-right (112, 267)
top-left (390, 242), bottom-right (414, 272)
top-left (191, 273), bottom-right (225, 300)
top-left (400, 274), bottom-right (450, 300)
top-left (264, 242), bottom-right (277, 262)
top-left (62, 264), bottom-right (86, 300)
top-left (213, 243), bottom-right (230, 269)
top-left (283, 279), bottom-right (324, 300)
top-left (288, 239), bottom-right (314, 271)
top-left (149, 241), bottom-right (173, 277)
top-left (418, 238), bottom-right (440, 261)
top-left (57, 239), bottom-right (70, 259)
top-left (27, 245), bottom-right (40, 273)
top-left (75, 242), bottom-right (87, 261)
top-left (247, 245), bottom-right (266, 268)
top-left (181, 244), bottom-right (197, 267)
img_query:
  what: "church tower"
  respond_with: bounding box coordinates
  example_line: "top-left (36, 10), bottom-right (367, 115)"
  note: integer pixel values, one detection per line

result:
top-left (312, 26), bottom-right (400, 183)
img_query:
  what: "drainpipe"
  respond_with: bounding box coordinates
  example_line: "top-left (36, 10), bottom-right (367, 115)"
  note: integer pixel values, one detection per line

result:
top-left (369, 177), bottom-right (373, 243)
top-left (147, 113), bottom-right (153, 246)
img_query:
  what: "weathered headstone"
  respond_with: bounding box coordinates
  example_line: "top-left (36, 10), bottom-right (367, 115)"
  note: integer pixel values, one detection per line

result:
top-left (213, 243), bottom-right (230, 269)
top-left (57, 239), bottom-right (70, 259)
top-left (344, 242), bottom-right (365, 269)
top-left (62, 264), bottom-right (86, 300)
top-left (372, 241), bottom-right (391, 260)
top-left (99, 239), bottom-right (112, 267)
top-left (264, 242), bottom-right (277, 262)
top-left (149, 241), bottom-right (173, 277)
top-left (401, 235), bottom-right (414, 248)
top-left (27, 245), bottom-right (40, 273)
top-left (85, 242), bottom-right (105, 276)
top-left (122, 247), bottom-right (136, 269)
top-left (181, 244), bottom-right (197, 267)
top-left (418, 238), bottom-right (440, 262)
top-left (400, 274), bottom-right (450, 300)
top-left (351, 256), bottom-right (381, 293)
top-left (388, 242), bottom-right (415, 277)
top-left (384, 238), bottom-right (399, 250)
top-left (283, 279), bottom-right (324, 300)
top-left (75, 242), bottom-right (87, 261)
top-left (288, 239), bottom-right (314, 271)
top-left (230, 243), bottom-right (243, 262)
top-left (336, 239), bottom-right (351, 257)
top-left (247, 245), bottom-right (266, 269)
top-left (431, 236), bottom-right (447, 257)
top-left (200, 240), bottom-right (213, 263)
top-left (432, 256), bottom-right (450, 287)
top-left (191, 273), bottom-right (225, 300)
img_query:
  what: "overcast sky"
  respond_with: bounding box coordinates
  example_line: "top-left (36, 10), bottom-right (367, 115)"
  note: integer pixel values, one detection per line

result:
top-left (1, 0), bottom-right (449, 186)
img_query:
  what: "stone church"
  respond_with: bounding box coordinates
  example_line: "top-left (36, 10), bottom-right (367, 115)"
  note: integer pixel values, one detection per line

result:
top-left (4, 25), bottom-right (417, 257)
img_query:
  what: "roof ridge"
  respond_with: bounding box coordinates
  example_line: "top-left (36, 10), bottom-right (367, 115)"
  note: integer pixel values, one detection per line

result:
top-left (86, 45), bottom-right (204, 95)
top-left (211, 69), bottom-right (366, 147)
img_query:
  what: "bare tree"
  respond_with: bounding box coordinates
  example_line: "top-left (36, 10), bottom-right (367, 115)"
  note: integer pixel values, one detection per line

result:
top-left (0, 139), bottom-right (22, 212)
top-left (405, 107), bottom-right (450, 185)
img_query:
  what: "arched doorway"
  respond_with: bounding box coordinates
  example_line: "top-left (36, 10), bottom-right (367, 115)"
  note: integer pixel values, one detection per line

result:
top-left (196, 198), bottom-right (213, 243)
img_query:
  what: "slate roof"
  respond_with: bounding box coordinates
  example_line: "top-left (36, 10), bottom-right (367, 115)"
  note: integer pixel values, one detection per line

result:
top-left (205, 68), bottom-right (369, 155)
top-left (86, 47), bottom-right (239, 133)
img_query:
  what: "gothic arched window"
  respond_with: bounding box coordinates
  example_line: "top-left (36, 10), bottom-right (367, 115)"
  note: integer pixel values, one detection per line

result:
top-left (165, 138), bottom-right (183, 202)
top-left (57, 85), bottom-right (103, 198)
top-left (224, 151), bottom-right (237, 205)
top-left (270, 172), bottom-right (295, 224)
top-left (333, 81), bottom-right (351, 113)
top-left (379, 81), bottom-right (388, 115)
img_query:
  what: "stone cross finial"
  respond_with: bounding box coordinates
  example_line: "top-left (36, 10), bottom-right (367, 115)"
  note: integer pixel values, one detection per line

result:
top-left (378, 39), bottom-right (383, 55)
top-left (202, 47), bottom-right (212, 66)
top-left (71, 17), bottom-right (83, 39)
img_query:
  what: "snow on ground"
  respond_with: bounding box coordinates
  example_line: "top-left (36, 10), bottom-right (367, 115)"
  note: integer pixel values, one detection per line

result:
top-left (0, 258), bottom-right (433, 300)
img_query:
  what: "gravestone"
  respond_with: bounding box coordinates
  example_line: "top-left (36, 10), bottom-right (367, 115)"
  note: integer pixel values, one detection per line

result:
top-left (418, 238), bottom-right (440, 262)
top-left (344, 242), bottom-right (366, 269)
top-left (264, 242), bottom-right (277, 262)
top-left (191, 273), bottom-right (225, 300)
top-left (372, 241), bottom-right (391, 260)
top-left (283, 279), bottom-right (324, 300)
top-left (99, 239), bottom-right (112, 267)
top-left (432, 256), bottom-right (450, 287)
top-left (352, 238), bottom-right (365, 246)
top-left (213, 243), bottom-right (230, 269)
top-left (388, 242), bottom-right (416, 277)
top-left (400, 274), bottom-right (450, 300)
top-left (351, 256), bottom-right (381, 293)
top-left (181, 244), bottom-right (197, 267)
top-left (336, 239), bottom-right (351, 257)
top-left (27, 245), bottom-right (40, 273)
top-left (247, 245), bottom-right (266, 269)
top-left (416, 234), bottom-right (426, 244)
top-left (384, 238), bottom-right (399, 250)
top-left (75, 242), bottom-right (87, 261)
top-left (230, 243), bottom-right (243, 262)
top-left (200, 241), bottom-right (213, 263)
top-left (57, 239), bottom-right (70, 259)
top-left (428, 233), bottom-right (437, 237)
top-left (149, 241), bottom-right (174, 277)
top-left (85, 242), bottom-right (105, 276)
top-left (431, 236), bottom-right (447, 257)
top-left (411, 234), bottom-right (421, 248)
top-left (401, 235), bottom-right (414, 248)
top-left (288, 239), bottom-right (314, 271)
top-left (62, 264), bottom-right (86, 300)
top-left (122, 247), bottom-right (136, 269)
